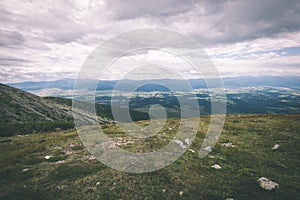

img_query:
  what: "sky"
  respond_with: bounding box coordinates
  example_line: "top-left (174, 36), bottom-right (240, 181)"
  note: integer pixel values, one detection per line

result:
top-left (0, 0), bottom-right (300, 83)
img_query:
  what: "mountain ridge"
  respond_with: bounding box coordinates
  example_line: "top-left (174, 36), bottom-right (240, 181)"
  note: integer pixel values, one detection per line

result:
top-left (8, 76), bottom-right (300, 92)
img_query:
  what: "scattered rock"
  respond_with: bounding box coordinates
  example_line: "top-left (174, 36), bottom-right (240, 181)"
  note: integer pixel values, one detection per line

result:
top-left (44, 155), bottom-right (52, 160)
top-left (83, 155), bottom-right (96, 161)
top-left (162, 188), bottom-right (166, 193)
top-left (185, 138), bottom-right (192, 145)
top-left (55, 160), bottom-right (65, 164)
top-left (221, 142), bottom-right (235, 147)
top-left (168, 127), bottom-right (173, 130)
top-left (65, 150), bottom-right (73, 155)
top-left (203, 146), bottom-right (212, 152)
top-left (113, 182), bottom-right (117, 186)
top-left (211, 164), bottom-right (222, 169)
top-left (258, 177), bottom-right (279, 190)
top-left (272, 144), bottom-right (280, 150)
top-left (95, 182), bottom-right (101, 186)
top-left (172, 140), bottom-right (186, 149)
top-left (179, 191), bottom-right (184, 196)
top-left (188, 149), bottom-right (195, 153)
top-left (22, 168), bottom-right (30, 172)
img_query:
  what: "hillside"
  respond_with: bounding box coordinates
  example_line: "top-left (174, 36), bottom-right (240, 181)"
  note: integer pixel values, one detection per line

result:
top-left (0, 114), bottom-right (299, 199)
top-left (0, 84), bottom-right (149, 136)
top-left (0, 83), bottom-right (75, 123)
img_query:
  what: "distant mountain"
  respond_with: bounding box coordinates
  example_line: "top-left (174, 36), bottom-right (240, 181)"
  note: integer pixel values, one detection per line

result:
top-left (0, 84), bottom-right (149, 136)
top-left (8, 76), bottom-right (300, 93)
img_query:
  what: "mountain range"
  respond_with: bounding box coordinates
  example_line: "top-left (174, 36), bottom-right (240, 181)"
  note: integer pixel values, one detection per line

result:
top-left (8, 76), bottom-right (300, 92)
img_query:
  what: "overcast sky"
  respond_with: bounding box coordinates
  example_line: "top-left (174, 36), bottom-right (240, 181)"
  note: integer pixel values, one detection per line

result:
top-left (1, 0), bottom-right (300, 83)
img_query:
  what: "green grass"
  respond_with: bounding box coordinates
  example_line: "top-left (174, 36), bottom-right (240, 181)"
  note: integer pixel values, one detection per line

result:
top-left (0, 114), bottom-right (299, 199)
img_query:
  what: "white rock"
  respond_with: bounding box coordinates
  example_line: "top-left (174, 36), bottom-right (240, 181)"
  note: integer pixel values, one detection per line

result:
top-left (272, 144), bottom-right (280, 150)
top-left (258, 177), bottom-right (279, 190)
top-left (95, 182), bottom-right (100, 186)
top-left (168, 127), bottom-right (173, 130)
top-left (258, 177), bottom-right (269, 182)
top-left (22, 168), bottom-right (30, 172)
top-left (211, 164), bottom-right (222, 169)
top-left (179, 191), bottom-right (184, 196)
top-left (162, 188), bottom-right (166, 193)
top-left (226, 198), bottom-right (234, 200)
top-left (55, 160), bottom-right (65, 164)
top-left (173, 139), bottom-right (186, 149)
top-left (221, 142), bottom-right (235, 147)
top-left (188, 149), bottom-right (195, 153)
top-left (185, 138), bottom-right (192, 145)
top-left (65, 150), bottom-right (73, 155)
top-left (44, 155), bottom-right (52, 160)
top-left (208, 155), bottom-right (216, 159)
top-left (203, 146), bottom-right (212, 152)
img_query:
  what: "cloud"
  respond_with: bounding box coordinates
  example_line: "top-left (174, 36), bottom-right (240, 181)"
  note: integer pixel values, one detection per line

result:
top-left (104, 0), bottom-right (199, 20)
top-left (0, 29), bottom-right (24, 47)
top-left (0, 0), bottom-right (299, 83)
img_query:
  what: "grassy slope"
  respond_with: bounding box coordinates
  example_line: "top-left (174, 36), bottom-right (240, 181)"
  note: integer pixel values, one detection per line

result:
top-left (0, 114), bottom-right (299, 200)
top-left (0, 83), bottom-right (150, 136)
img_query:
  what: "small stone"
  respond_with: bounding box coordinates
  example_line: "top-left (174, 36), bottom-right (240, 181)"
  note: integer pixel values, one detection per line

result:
top-left (208, 155), bottom-right (216, 158)
top-left (221, 142), bottom-right (235, 147)
top-left (162, 188), bottom-right (166, 193)
top-left (65, 150), bottom-right (73, 155)
top-left (272, 144), bottom-right (279, 150)
top-left (22, 168), bottom-right (30, 172)
top-left (188, 149), bottom-right (195, 153)
top-left (172, 139), bottom-right (186, 149)
top-left (211, 164), bottom-right (222, 169)
top-left (179, 191), bottom-right (184, 196)
top-left (55, 160), bottom-right (65, 164)
top-left (95, 182), bottom-right (100, 186)
top-left (258, 177), bottom-right (279, 190)
top-left (44, 155), bottom-right (51, 160)
top-left (203, 146), bottom-right (212, 152)
top-left (185, 138), bottom-right (192, 145)
top-left (258, 177), bottom-right (269, 182)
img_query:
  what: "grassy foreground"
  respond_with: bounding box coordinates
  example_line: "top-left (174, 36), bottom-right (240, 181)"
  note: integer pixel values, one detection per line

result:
top-left (0, 114), bottom-right (299, 200)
